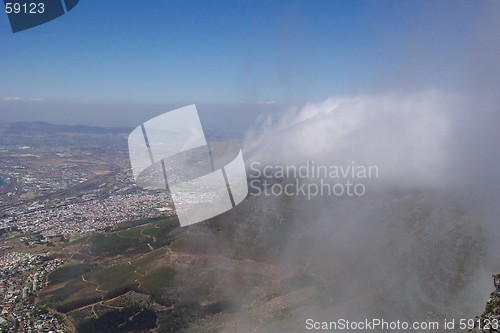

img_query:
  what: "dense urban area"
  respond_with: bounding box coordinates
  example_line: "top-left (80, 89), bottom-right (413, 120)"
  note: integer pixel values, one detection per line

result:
top-left (0, 122), bottom-right (179, 331)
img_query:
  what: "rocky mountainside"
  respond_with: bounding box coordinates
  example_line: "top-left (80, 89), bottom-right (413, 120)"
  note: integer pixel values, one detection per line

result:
top-left (470, 275), bottom-right (500, 333)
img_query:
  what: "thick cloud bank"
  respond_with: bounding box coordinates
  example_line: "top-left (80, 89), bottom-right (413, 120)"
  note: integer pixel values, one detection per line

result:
top-left (245, 90), bottom-right (455, 189)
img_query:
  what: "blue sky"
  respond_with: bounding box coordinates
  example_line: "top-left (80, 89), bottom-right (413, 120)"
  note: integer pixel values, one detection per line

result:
top-left (0, 0), bottom-right (493, 125)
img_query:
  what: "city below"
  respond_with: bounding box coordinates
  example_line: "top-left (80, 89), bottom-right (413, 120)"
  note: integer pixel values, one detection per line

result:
top-left (0, 122), bottom-right (180, 331)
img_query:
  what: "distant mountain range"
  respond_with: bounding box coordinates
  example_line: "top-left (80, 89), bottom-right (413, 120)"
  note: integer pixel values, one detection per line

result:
top-left (4, 121), bottom-right (131, 135)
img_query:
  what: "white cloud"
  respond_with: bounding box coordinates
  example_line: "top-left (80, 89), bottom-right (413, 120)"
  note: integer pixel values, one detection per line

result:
top-left (3, 96), bottom-right (22, 101)
top-left (244, 90), bottom-right (454, 188)
top-left (2, 96), bottom-right (45, 102)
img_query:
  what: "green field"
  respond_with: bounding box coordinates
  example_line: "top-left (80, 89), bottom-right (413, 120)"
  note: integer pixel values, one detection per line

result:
top-left (83, 217), bottom-right (178, 257)
top-left (139, 267), bottom-right (176, 293)
top-left (48, 263), bottom-right (95, 285)
top-left (39, 217), bottom-right (182, 314)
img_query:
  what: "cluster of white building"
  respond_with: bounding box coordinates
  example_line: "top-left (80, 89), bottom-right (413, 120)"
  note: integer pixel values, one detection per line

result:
top-left (0, 252), bottom-right (65, 331)
top-left (1, 192), bottom-right (175, 236)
